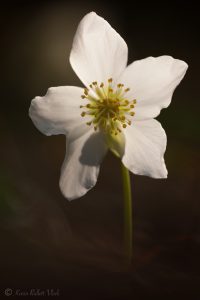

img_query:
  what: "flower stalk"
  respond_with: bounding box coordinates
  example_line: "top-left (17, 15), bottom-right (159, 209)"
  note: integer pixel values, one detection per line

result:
top-left (121, 162), bottom-right (132, 264)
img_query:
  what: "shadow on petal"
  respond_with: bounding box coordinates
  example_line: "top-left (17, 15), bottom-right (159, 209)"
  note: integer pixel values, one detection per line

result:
top-left (79, 132), bottom-right (107, 166)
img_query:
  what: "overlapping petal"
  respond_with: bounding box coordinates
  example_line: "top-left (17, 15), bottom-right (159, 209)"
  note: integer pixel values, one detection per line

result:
top-left (70, 12), bottom-right (128, 87)
top-left (29, 86), bottom-right (90, 140)
top-left (59, 131), bottom-right (108, 200)
top-left (122, 119), bottom-right (167, 178)
top-left (119, 56), bottom-right (188, 120)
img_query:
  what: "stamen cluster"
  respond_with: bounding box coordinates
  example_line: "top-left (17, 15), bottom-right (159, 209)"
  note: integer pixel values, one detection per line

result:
top-left (80, 78), bottom-right (136, 135)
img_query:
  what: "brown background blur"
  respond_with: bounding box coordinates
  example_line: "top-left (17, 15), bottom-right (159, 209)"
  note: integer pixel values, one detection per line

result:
top-left (0, 1), bottom-right (200, 299)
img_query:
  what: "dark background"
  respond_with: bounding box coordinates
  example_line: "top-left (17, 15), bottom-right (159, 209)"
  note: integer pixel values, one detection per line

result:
top-left (0, 1), bottom-right (200, 299)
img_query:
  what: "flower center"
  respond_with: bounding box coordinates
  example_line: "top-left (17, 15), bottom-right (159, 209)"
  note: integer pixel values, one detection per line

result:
top-left (80, 78), bottom-right (136, 135)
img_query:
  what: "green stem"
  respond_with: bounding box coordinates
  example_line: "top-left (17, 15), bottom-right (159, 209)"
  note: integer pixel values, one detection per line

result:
top-left (121, 162), bottom-right (132, 264)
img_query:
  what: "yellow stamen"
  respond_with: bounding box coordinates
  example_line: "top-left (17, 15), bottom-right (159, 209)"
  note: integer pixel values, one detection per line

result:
top-left (80, 79), bottom-right (137, 135)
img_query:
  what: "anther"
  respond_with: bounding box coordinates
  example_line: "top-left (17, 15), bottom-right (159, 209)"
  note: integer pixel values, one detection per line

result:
top-left (123, 124), bottom-right (127, 128)
top-left (130, 112), bottom-right (135, 116)
top-left (81, 112), bottom-right (86, 117)
top-left (100, 83), bottom-right (104, 87)
top-left (133, 99), bottom-right (137, 104)
top-left (81, 95), bottom-right (86, 99)
top-left (108, 78), bottom-right (113, 83)
top-left (125, 88), bottom-right (130, 92)
top-left (84, 88), bottom-right (88, 95)
top-left (124, 100), bottom-right (129, 105)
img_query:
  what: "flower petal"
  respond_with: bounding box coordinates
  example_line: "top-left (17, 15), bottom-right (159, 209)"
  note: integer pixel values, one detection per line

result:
top-left (122, 119), bottom-right (167, 178)
top-left (119, 56), bottom-right (188, 120)
top-left (60, 131), bottom-right (108, 200)
top-left (29, 86), bottom-right (90, 139)
top-left (70, 12), bottom-right (128, 87)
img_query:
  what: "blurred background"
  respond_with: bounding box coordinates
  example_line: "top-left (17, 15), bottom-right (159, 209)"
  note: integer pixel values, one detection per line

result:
top-left (0, 1), bottom-right (199, 299)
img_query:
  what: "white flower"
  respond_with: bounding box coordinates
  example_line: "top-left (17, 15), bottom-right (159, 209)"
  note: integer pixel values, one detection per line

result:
top-left (29, 12), bottom-right (188, 200)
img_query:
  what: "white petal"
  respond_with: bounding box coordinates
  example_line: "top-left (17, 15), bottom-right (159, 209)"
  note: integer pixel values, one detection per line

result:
top-left (70, 12), bottom-right (128, 87)
top-left (122, 119), bottom-right (167, 178)
top-left (119, 56), bottom-right (188, 120)
top-left (29, 86), bottom-right (89, 139)
top-left (60, 131), bottom-right (108, 200)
